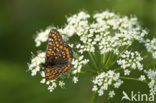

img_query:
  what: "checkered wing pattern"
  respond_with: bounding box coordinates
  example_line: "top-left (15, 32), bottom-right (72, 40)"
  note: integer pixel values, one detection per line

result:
top-left (45, 29), bottom-right (63, 63)
top-left (43, 29), bottom-right (73, 80)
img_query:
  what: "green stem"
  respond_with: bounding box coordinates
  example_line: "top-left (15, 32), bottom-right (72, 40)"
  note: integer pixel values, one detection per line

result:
top-left (85, 65), bottom-right (98, 74)
top-left (101, 53), bottom-right (106, 65)
top-left (114, 68), bottom-right (122, 72)
top-left (104, 51), bottom-right (113, 68)
top-left (120, 76), bottom-right (147, 84)
top-left (100, 53), bottom-right (107, 70)
top-left (88, 52), bottom-right (99, 70)
top-left (100, 52), bottom-right (113, 70)
top-left (91, 91), bottom-right (98, 103)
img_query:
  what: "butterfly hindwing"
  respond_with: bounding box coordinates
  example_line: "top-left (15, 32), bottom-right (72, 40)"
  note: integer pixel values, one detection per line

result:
top-left (45, 63), bottom-right (72, 80)
top-left (45, 65), bottom-right (64, 80)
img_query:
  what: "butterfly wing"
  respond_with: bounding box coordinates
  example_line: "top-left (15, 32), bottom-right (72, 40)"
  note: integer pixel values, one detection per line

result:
top-left (54, 44), bottom-right (73, 72)
top-left (45, 29), bottom-right (64, 65)
top-left (44, 29), bottom-right (73, 80)
top-left (45, 64), bottom-right (71, 80)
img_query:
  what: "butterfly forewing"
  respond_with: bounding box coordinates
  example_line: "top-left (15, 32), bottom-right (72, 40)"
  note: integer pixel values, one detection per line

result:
top-left (43, 29), bottom-right (73, 80)
top-left (45, 29), bottom-right (63, 62)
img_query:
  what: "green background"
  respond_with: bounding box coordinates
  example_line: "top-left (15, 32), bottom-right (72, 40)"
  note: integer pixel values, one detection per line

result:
top-left (0, 0), bottom-right (156, 103)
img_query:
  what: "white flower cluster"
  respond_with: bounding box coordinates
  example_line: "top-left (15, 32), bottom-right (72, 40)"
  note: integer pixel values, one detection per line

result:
top-left (29, 11), bottom-right (156, 98)
top-left (117, 50), bottom-right (143, 74)
top-left (40, 78), bottom-right (66, 92)
top-left (72, 56), bottom-right (89, 75)
top-left (47, 80), bottom-right (57, 92)
top-left (92, 70), bottom-right (123, 97)
top-left (60, 12), bottom-right (96, 53)
top-left (144, 69), bottom-right (156, 95)
top-left (59, 11), bottom-right (90, 37)
top-left (35, 27), bottom-right (52, 47)
top-left (145, 38), bottom-right (156, 59)
top-left (33, 11), bottom-right (148, 57)
top-left (58, 11), bottom-right (147, 55)
top-left (42, 80), bottom-right (65, 92)
top-left (28, 52), bottom-right (45, 76)
top-left (90, 11), bottom-right (148, 55)
top-left (71, 56), bottom-right (89, 83)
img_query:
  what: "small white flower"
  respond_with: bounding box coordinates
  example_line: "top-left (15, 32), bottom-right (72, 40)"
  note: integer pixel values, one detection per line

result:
top-left (40, 78), bottom-right (46, 84)
top-left (92, 85), bottom-right (98, 91)
top-left (109, 91), bottom-right (115, 98)
top-left (98, 89), bottom-right (104, 96)
top-left (79, 56), bottom-right (84, 61)
top-left (139, 75), bottom-right (146, 81)
top-left (124, 69), bottom-right (130, 75)
top-left (114, 80), bottom-right (123, 88)
top-left (40, 71), bottom-right (45, 77)
top-left (73, 76), bottom-right (78, 84)
top-left (101, 84), bottom-right (108, 90)
top-left (48, 85), bottom-right (55, 92)
top-left (59, 81), bottom-right (65, 88)
top-left (31, 69), bottom-right (37, 76)
top-left (46, 81), bottom-right (50, 85)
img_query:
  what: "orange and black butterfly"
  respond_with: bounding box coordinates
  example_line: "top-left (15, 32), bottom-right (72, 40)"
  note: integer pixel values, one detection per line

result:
top-left (41, 29), bottom-right (73, 80)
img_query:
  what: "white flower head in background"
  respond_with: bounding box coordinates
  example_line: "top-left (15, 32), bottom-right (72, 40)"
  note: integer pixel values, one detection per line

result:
top-left (144, 69), bottom-right (156, 95)
top-left (28, 10), bottom-right (156, 99)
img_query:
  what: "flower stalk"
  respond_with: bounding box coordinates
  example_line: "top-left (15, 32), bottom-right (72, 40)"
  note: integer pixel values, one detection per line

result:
top-left (88, 52), bottom-right (99, 70)
top-left (120, 76), bottom-right (147, 84)
top-left (91, 91), bottom-right (98, 103)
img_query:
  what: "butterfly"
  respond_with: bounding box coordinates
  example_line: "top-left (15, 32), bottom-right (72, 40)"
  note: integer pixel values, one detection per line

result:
top-left (41, 29), bottom-right (73, 80)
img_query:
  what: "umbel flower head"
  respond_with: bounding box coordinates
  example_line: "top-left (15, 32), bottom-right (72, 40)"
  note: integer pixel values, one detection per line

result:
top-left (28, 11), bottom-right (156, 98)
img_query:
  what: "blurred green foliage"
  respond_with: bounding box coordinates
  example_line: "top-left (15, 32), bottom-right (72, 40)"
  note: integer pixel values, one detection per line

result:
top-left (0, 0), bottom-right (156, 103)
